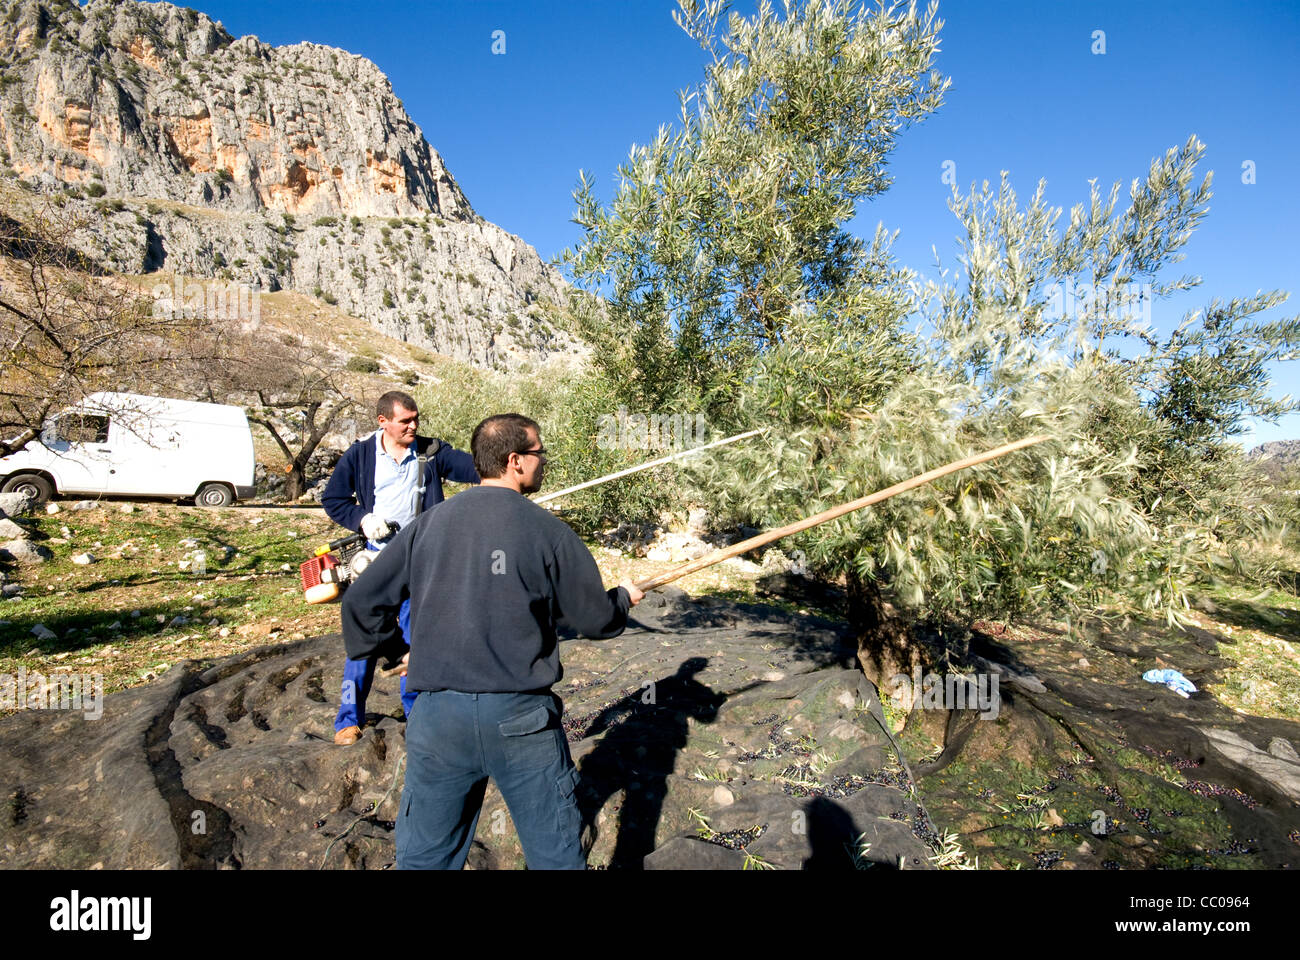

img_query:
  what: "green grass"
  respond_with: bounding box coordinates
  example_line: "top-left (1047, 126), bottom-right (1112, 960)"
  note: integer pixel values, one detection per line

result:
top-left (1196, 579), bottom-right (1300, 719)
top-left (0, 505), bottom-right (342, 705)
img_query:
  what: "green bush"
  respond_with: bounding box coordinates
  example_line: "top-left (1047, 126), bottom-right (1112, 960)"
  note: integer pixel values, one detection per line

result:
top-left (413, 365), bottom-right (673, 532)
top-left (346, 356), bottom-right (381, 374)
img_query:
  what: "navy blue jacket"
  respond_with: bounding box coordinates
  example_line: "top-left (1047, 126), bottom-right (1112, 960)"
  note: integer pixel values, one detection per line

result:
top-left (321, 433), bottom-right (479, 534)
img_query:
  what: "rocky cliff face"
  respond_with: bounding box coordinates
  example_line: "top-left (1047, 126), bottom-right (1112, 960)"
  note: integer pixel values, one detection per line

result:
top-left (1248, 439), bottom-right (1300, 481)
top-left (0, 0), bottom-right (581, 367)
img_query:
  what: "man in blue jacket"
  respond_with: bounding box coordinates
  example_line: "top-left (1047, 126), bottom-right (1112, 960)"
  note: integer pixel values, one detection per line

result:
top-left (341, 413), bottom-right (642, 868)
top-left (321, 390), bottom-right (479, 744)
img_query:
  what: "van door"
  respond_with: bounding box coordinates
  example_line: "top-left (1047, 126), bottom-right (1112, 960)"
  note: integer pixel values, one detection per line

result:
top-left (44, 413), bottom-right (113, 493)
top-left (105, 416), bottom-right (178, 496)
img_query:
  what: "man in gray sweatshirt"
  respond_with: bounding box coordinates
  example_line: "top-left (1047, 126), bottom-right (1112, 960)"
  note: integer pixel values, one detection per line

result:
top-left (341, 413), bottom-right (643, 869)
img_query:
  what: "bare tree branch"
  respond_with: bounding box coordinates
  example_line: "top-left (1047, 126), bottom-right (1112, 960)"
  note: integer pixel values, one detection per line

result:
top-left (0, 198), bottom-right (222, 455)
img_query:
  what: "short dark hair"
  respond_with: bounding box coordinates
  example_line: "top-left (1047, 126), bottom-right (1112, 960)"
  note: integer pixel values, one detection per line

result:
top-left (471, 414), bottom-right (540, 479)
top-left (377, 390), bottom-right (418, 420)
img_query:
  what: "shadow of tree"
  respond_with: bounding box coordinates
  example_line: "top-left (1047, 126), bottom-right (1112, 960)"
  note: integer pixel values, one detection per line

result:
top-left (1197, 596), bottom-right (1300, 642)
top-left (0, 598), bottom-right (219, 655)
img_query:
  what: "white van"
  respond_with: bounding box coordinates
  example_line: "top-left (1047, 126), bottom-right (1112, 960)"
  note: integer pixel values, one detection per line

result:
top-left (0, 392), bottom-right (256, 506)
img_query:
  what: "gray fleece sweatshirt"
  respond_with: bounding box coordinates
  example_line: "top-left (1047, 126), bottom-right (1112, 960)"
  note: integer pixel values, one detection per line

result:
top-left (341, 485), bottom-right (631, 693)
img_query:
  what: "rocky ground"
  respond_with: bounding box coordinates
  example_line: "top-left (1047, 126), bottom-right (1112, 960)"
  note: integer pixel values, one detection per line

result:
top-left (0, 585), bottom-right (941, 870)
top-left (3, 579), bottom-right (1298, 870)
top-left (1, 494), bottom-right (1298, 870)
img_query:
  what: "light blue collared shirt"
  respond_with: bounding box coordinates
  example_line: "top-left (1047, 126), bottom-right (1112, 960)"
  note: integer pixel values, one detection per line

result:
top-left (370, 430), bottom-right (420, 549)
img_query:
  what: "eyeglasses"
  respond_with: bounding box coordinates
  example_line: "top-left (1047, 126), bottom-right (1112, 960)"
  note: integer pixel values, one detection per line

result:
top-left (517, 447), bottom-right (547, 458)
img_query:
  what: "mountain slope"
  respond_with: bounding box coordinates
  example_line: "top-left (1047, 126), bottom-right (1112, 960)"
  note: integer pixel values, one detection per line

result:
top-left (0, 0), bottom-right (582, 368)
top-left (1248, 439), bottom-right (1300, 481)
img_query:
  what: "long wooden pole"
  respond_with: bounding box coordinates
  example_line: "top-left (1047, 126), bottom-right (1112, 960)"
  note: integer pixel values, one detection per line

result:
top-left (380, 433), bottom-right (1051, 677)
top-left (632, 434), bottom-right (1052, 592)
top-left (532, 427), bottom-right (768, 505)
top-left (377, 426), bottom-right (767, 677)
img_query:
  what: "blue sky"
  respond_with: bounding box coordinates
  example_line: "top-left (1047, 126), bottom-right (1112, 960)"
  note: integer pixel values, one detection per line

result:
top-left (179, 0), bottom-right (1298, 446)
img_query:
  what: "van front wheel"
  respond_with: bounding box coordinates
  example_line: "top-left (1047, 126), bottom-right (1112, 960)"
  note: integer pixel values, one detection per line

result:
top-left (1, 473), bottom-right (54, 506)
top-left (195, 483), bottom-right (234, 508)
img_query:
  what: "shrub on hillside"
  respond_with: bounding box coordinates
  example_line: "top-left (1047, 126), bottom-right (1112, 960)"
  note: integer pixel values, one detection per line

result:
top-left (346, 356), bottom-right (380, 374)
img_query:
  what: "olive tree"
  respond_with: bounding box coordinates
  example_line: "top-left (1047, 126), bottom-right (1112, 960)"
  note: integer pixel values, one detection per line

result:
top-left (704, 137), bottom-right (1293, 673)
top-left (564, 1), bottom-right (1300, 680)
top-left (197, 320), bottom-right (357, 501)
top-left (564, 0), bottom-right (948, 413)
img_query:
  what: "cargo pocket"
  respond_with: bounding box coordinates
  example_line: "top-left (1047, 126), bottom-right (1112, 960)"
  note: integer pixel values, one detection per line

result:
top-left (499, 703), bottom-right (560, 770)
top-left (556, 765), bottom-right (581, 835)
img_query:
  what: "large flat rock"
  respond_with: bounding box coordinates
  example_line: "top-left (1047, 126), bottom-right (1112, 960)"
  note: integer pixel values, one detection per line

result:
top-left (1, 588), bottom-right (930, 869)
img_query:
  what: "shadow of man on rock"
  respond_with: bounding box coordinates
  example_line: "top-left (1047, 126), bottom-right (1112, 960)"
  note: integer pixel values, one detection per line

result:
top-left (575, 656), bottom-right (723, 869)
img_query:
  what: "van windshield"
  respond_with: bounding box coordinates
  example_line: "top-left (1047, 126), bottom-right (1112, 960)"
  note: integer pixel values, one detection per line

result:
top-left (54, 414), bottom-right (110, 444)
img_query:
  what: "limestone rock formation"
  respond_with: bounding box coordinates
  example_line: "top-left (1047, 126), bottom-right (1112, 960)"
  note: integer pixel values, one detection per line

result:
top-left (1248, 439), bottom-right (1300, 481)
top-left (0, 0), bottom-right (582, 367)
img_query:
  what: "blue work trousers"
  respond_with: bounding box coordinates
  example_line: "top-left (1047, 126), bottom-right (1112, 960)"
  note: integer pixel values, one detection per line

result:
top-left (335, 598), bottom-right (418, 731)
top-left (397, 689), bottom-right (584, 870)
